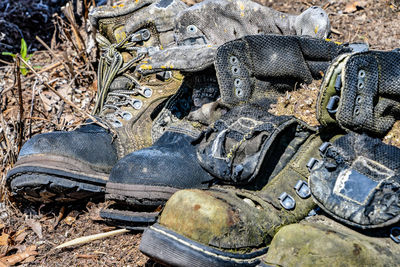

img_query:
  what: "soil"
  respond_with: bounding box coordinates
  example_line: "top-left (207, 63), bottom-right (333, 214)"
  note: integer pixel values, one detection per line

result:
top-left (0, 0), bottom-right (399, 266)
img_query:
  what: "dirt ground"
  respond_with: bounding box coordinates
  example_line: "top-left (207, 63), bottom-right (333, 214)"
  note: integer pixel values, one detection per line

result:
top-left (0, 0), bottom-right (399, 266)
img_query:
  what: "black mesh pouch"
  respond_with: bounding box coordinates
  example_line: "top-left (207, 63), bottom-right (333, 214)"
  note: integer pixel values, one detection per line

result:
top-left (317, 50), bottom-right (400, 137)
top-left (309, 132), bottom-right (400, 229)
top-left (214, 35), bottom-right (347, 106)
top-left (196, 102), bottom-right (316, 184)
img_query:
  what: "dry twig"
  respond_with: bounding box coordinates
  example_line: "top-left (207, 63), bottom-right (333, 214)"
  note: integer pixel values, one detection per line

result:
top-left (55, 229), bottom-right (129, 249)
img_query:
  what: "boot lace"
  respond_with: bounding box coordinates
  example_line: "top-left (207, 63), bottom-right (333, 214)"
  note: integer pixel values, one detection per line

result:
top-left (93, 29), bottom-right (155, 127)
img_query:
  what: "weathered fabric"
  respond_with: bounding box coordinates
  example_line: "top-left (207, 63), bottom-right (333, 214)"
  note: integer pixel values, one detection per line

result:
top-left (137, 0), bottom-right (331, 74)
top-left (317, 50), bottom-right (400, 137)
top-left (310, 132), bottom-right (400, 228)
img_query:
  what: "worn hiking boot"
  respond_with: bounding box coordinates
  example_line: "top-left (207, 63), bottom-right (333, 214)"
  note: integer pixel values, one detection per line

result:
top-left (100, 35), bottom-right (346, 227)
top-left (136, 1), bottom-right (332, 74)
top-left (139, 131), bottom-right (343, 266)
top-left (317, 50), bottom-right (400, 137)
top-left (309, 132), bottom-right (400, 229)
top-left (6, 0), bottom-right (187, 203)
top-left (262, 215), bottom-right (400, 266)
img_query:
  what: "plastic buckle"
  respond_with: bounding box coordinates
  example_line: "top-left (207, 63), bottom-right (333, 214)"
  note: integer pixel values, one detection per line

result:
top-left (278, 192), bottom-right (296, 210)
top-left (390, 227), bottom-right (400, 243)
top-left (294, 180), bottom-right (311, 199)
top-left (306, 157), bottom-right (319, 172)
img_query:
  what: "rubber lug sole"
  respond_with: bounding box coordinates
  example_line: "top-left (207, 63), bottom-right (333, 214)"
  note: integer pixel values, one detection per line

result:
top-left (140, 223), bottom-right (267, 267)
top-left (106, 183), bottom-right (179, 207)
top-left (100, 208), bottom-right (158, 230)
top-left (7, 165), bottom-right (108, 203)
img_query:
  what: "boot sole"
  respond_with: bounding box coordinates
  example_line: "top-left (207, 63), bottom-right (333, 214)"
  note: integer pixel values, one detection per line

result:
top-left (7, 155), bottom-right (109, 203)
top-left (100, 208), bottom-right (158, 230)
top-left (106, 183), bottom-right (179, 206)
top-left (140, 223), bottom-right (267, 267)
top-left (102, 183), bottom-right (179, 228)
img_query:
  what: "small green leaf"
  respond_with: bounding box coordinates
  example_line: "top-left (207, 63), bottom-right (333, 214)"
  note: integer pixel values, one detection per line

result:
top-left (20, 38), bottom-right (28, 59)
top-left (26, 54), bottom-right (33, 61)
top-left (1, 52), bottom-right (16, 57)
top-left (20, 67), bottom-right (28, 76)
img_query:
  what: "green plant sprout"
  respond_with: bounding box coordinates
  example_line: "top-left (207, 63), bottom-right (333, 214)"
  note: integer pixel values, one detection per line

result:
top-left (1, 38), bottom-right (39, 75)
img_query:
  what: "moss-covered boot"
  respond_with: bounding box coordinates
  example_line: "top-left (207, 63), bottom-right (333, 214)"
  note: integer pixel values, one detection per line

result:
top-left (139, 131), bottom-right (343, 266)
top-left (6, 0), bottom-right (186, 203)
top-left (261, 215), bottom-right (400, 267)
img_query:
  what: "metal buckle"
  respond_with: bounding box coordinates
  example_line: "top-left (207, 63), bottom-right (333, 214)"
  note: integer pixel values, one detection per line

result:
top-left (390, 227), bottom-right (400, 243)
top-left (278, 192), bottom-right (296, 210)
top-left (294, 180), bottom-right (311, 199)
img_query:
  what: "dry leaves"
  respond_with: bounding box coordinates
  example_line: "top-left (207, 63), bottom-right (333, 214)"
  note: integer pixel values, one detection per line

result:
top-left (26, 219), bottom-right (43, 239)
top-left (344, 1), bottom-right (368, 13)
top-left (0, 245), bottom-right (38, 266)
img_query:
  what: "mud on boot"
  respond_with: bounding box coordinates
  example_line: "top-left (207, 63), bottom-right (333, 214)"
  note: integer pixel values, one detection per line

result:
top-left (261, 215), bottom-right (400, 266)
top-left (6, 0), bottom-right (187, 203)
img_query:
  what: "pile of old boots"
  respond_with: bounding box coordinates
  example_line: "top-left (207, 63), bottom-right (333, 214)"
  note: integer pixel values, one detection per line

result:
top-left (6, 0), bottom-right (400, 266)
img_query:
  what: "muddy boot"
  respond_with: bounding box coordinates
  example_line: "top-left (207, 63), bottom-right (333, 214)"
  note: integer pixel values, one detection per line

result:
top-left (139, 130), bottom-right (344, 266)
top-left (100, 35), bottom-right (347, 228)
top-left (136, 0), bottom-right (332, 75)
top-left (317, 50), bottom-right (400, 137)
top-left (309, 132), bottom-right (400, 229)
top-left (261, 215), bottom-right (400, 266)
top-left (6, 0), bottom-right (187, 203)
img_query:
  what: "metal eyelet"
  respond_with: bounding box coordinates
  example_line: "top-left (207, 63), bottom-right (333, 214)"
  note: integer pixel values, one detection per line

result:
top-left (354, 107), bottom-right (360, 116)
top-left (358, 80), bottom-right (365, 89)
top-left (358, 69), bottom-right (366, 79)
top-left (294, 180), bottom-right (311, 199)
top-left (122, 111), bottom-right (132, 121)
top-left (235, 87), bottom-right (244, 98)
top-left (143, 88), bottom-right (153, 98)
top-left (186, 25), bottom-right (198, 34)
top-left (278, 192), bottom-right (296, 210)
top-left (112, 120), bottom-right (123, 128)
top-left (234, 78), bottom-right (242, 87)
top-left (231, 66), bottom-right (241, 75)
top-left (229, 56), bottom-right (239, 65)
top-left (326, 95), bottom-right (340, 114)
top-left (319, 142), bottom-right (331, 155)
top-left (132, 99), bottom-right (143, 110)
top-left (356, 95), bottom-right (362, 104)
top-left (306, 157), bottom-right (319, 172)
top-left (140, 29), bottom-right (151, 41)
top-left (334, 74), bottom-right (342, 92)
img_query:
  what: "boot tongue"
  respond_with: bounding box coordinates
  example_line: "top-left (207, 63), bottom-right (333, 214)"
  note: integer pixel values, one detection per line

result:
top-left (196, 103), bottom-right (307, 184)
